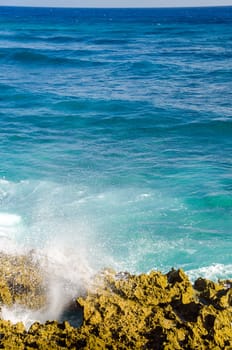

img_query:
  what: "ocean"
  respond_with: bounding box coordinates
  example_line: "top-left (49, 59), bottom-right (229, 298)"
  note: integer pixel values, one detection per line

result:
top-left (0, 5), bottom-right (231, 324)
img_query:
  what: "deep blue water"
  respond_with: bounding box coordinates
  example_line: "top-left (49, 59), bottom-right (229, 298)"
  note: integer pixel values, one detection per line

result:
top-left (0, 6), bottom-right (232, 284)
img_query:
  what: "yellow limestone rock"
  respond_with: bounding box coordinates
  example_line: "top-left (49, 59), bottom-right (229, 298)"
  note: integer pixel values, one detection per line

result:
top-left (0, 252), bottom-right (46, 309)
top-left (0, 264), bottom-right (231, 349)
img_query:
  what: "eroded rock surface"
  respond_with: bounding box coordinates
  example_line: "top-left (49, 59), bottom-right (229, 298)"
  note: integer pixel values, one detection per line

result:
top-left (0, 252), bottom-right (46, 309)
top-left (0, 261), bottom-right (231, 349)
top-left (77, 269), bottom-right (232, 349)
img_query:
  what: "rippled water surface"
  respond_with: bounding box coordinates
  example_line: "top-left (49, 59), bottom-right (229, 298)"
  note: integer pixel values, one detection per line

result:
top-left (0, 7), bottom-right (232, 284)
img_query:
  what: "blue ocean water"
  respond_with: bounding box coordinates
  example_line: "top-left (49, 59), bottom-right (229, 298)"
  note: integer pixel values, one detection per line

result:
top-left (0, 6), bottom-right (231, 294)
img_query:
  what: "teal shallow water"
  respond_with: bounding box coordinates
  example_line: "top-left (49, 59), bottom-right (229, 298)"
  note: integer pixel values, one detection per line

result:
top-left (0, 7), bottom-right (231, 288)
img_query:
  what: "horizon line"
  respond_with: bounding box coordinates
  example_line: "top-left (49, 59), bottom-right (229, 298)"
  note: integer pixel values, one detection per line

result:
top-left (0, 4), bottom-right (232, 9)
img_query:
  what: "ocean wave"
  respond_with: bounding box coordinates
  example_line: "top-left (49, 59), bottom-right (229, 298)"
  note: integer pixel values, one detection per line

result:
top-left (54, 98), bottom-right (140, 113)
top-left (41, 35), bottom-right (87, 44)
top-left (0, 211), bottom-right (23, 253)
top-left (0, 177), bottom-right (232, 299)
top-left (0, 48), bottom-right (69, 65)
top-left (0, 48), bottom-right (105, 67)
top-left (91, 38), bottom-right (129, 45)
top-left (168, 119), bottom-right (232, 136)
top-left (187, 263), bottom-right (232, 282)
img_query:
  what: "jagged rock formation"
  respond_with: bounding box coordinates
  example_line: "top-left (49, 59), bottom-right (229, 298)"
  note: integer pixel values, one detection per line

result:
top-left (0, 256), bottom-right (231, 349)
top-left (77, 269), bottom-right (232, 349)
top-left (0, 252), bottom-right (46, 309)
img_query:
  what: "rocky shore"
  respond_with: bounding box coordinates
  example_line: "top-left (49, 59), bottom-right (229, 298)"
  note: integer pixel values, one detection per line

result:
top-left (0, 253), bottom-right (232, 349)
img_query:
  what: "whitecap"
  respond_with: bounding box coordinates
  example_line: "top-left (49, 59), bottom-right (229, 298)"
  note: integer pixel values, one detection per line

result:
top-left (187, 264), bottom-right (232, 282)
top-left (0, 213), bottom-right (21, 227)
top-left (0, 213), bottom-right (23, 253)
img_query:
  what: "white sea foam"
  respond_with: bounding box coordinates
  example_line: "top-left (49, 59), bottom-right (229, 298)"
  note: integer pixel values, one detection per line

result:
top-left (0, 179), bottom-right (10, 185)
top-left (1, 305), bottom-right (48, 330)
top-left (0, 182), bottom-right (88, 325)
top-left (0, 213), bottom-right (21, 227)
top-left (0, 236), bottom-right (95, 328)
top-left (0, 212), bottom-right (23, 254)
top-left (187, 264), bottom-right (232, 282)
top-left (0, 179), bottom-right (100, 327)
top-left (0, 178), bottom-right (231, 327)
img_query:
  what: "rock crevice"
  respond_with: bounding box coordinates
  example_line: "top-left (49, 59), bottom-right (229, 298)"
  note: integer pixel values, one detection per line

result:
top-left (0, 255), bottom-right (231, 349)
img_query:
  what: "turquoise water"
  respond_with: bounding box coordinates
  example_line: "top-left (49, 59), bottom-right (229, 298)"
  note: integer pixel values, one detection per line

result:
top-left (0, 6), bottom-right (232, 289)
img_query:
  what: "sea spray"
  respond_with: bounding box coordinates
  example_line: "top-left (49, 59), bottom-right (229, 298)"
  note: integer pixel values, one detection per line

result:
top-left (0, 213), bottom-right (24, 256)
top-left (0, 245), bottom-right (94, 328)
top-left (0, 180), bottom-right (110, 326)
top-left (0, 187), bottom-right (98, 326)
top-left (38, 241), bottom-right (94, 322)
top-left (0, 269), bottom-right (232, 349)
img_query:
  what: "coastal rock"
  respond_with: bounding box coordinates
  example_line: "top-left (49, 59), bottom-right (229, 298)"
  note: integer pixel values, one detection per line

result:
top-left (0, 266), bottom-right (231, 349)
top-left (0, 253), bottom-right (46, 309)
top-left (0, 319), bottom-right (79, 349)
top-left (76, 269), bottom-right (232, 349)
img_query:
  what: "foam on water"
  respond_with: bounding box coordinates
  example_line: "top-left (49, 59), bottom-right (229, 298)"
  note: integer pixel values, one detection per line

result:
top-left (0, 177), bottom-right (231, 272)
top-left (0, 211), bottom-right (23, 254)
top-left (0, 175), bottom-right (231, 326)
top-left (0, 213), bottom-right (21, 227)
top-left (187, 264), bottom-right (232, 282)
top-left (0, 238), bottom-right (94, 328)
top-left (0, 179), bottom-right (101, 326)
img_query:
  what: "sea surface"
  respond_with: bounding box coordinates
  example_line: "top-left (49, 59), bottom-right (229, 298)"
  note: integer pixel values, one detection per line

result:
top-left (0, 5), bottom-right (232, 324)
